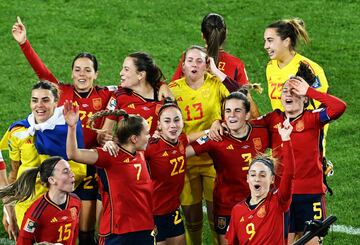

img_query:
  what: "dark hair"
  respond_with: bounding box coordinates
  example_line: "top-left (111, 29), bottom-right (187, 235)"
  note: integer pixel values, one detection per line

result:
top-left (32, 80), bottom-right (60, 102)
top-left (128, 52), bottom-right (165, 90)
top-left (249, 155), bottom-right (276, 176)
top-left (158, 97), bottom-right (181, 117)
top-left (295, 61), bottom-right (316, 108)
top-left (71, 52), bottom-right (98, 72)
top-left (0, 156), bottom-right (63, 204)
top-left (88, 109), bottom-right (145, 145)
top-left (201, 13), bottom-right (226, 65)
top-left (223, 91), bottom-right (250, 113)
top-left (267, 18), bottom-right (309, 51)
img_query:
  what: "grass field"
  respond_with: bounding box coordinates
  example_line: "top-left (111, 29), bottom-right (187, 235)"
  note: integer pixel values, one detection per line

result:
top-left (0, 0), bottom-right (359, 244)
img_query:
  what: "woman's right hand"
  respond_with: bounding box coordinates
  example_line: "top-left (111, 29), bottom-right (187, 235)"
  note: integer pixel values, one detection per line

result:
top-left (63, 100), bottom-right (79, 128)
top-left (12, 16), bottom-right (27, 45)
top-left (278, 118), bottom-right (293, 141)
top-left (102, 141), bottom-right (119, 157)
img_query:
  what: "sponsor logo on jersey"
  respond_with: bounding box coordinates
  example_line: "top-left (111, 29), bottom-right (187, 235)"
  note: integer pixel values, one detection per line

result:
top-left (295, 120), bottom-right (304, 132)
top-left (162, 151), bottom-right (169, 157)
top-left (127, 103), bottom-right (135, 109)
top-left (253, 138), bottom-right (262, 150)
top-left (142, 106), bottom-right (150, 111)
top-left (51, 217), bottom-right (58, 223)
top-left (82, 104), bottom-right (89, 108)
top-left (124, 158), bottom-right (130, 163)
top-left (241, 145), bottom-right (250, 149)
top-left (217, 217), bottom-right (227, 229)
top-left (176, 97), bottom-right (183, 102)
top-left (240, 216), bottom-right (244, 222)
top-left (257, 206), bottom-right (266, 218)
top-left (24, 218), bottom-right (36, 233)
top-left (92, 98), bottom-right (102, 111)
top-left (226, 144), bottom-right (234, 150)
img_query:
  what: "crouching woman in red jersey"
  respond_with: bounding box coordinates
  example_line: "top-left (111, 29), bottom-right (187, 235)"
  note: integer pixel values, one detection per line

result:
top-left (0, 156), bottom-right (81, 245)
top-left (226, 119), bottom-right (295, 244)
top-left (64, 101), bottom-right (154, 245)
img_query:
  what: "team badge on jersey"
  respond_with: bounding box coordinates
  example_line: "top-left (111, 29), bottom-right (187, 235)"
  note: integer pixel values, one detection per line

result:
top-left (70, 207), bottom-right (78, 220)
top-left (92, 98), bottom-right (102, 111)
top-left (107, 97), bottom-right (117, 111)
top-left (217, 217), bottom-right (227, 229)
top-left (257, 206), bottom-right (266, 218)
top-left (295, 120), bottom-right (304, 132)
top-left (201, 88), bottom-right (211, 99)
top-left (253, 138), bottom-right (262, 150)
top-left (24, 218), bottom-right (36, 233)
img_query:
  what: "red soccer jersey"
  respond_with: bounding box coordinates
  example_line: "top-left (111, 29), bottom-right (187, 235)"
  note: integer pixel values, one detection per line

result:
top-left (17, 193), bottom-right (81, 245)
top-left (172, 50), bottom-right (248, 86)
top-left (95, 147), bottom-right (154, 236)
top-left (252, 88), bottom-right (346, 194)
top-left (20, 40), bottom-right (117, 148)
top-left (108, 87), bottom-right (162, 134)
top-left (145, 134), bottom-right (188, 215)
top-left (226, 141), bottom-right (295, 245)
top-left (191, 123), bottom-right (270, 216)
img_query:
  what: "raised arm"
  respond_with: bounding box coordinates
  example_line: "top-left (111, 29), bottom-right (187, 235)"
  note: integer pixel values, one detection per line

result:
top-left (288, 77), bottom-right (346, 121)
top-left (64, 101), bottom-right (98, 164)
top-left (277, 118), bottom-right (295, 211)
top-left (208, 57), bottom-right (239, 92)
top-left (12, 17), bottom-right (58, 83)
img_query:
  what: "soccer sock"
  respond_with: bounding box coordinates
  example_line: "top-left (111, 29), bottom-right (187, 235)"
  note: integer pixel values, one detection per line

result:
top-left (185, 220), bottom-right (203, 245)
top-left (78, 230), bottom-right (96, 245)
top-left (209, 220), bottom-right (219, 245)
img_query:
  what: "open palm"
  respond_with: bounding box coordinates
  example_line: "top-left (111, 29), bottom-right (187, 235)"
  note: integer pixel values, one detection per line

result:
top-left (63, 100), bottom-right (79, 127)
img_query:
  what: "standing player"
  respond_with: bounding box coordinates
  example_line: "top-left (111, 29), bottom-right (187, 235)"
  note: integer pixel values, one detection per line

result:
top-left (12, 17), bottom-right (116, 244)
top-left (169, 45), bottom-right (235, 245)
top-left (186, 92), bottom-right (269, 244)
top-left (0, 81), bottom-right (85, 232)
top-left (65, 101), bottom-right (155, 244)
top-left (98, 52), bottom-right (170, 141)
top-left (254, 72), bottom-right (346, 244)
top-left (172, 13), bottom-right (259, 118)
top-left (0, 156), bottom-right (81, 245)
top-left (226, 119), bottom-right (295, 244)
top-left (145, 99), bottom-right (187, 245)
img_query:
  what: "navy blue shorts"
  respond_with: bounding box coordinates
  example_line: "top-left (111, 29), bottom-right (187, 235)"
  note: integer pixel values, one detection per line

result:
top-left (289, 194), bottom-right (326, 233)
top-left (98, 230), bottom-right (154, 245)
top-left (73, 165), bottom-right (98, 200)
top-left (215, 215), bottom-right (231, 235)
top-left (154, 208), bottom-right (184, 242)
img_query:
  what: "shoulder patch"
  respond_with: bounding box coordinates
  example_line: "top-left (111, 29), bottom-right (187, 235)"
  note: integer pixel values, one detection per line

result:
top-left (196, 135), bottom-right (210, 145)
top-left (106, 97), bottom-right (117, 111)
top-left (106, 85), bottom-right (118, 92)
top-left (148, 137), bottom-right (160, 144)
top-left (311, 76), bottom-right (321, 89)
top-left (24, 218), bottom-right (36, 233)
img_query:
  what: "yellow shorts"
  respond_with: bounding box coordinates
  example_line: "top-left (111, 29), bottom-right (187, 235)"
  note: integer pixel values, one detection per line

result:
top-left (180, 164), bottom-right (215, 206)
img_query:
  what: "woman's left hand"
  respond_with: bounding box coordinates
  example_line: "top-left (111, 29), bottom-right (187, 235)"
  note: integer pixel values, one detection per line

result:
top-left (102, 141), bottom-right (119, 157)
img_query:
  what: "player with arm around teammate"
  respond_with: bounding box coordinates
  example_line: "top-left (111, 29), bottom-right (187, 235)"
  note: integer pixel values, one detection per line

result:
top-left (65, 101), bottom-right (155, 245)
top-left (186, 91), bottom-right (269, 245)
top-left (0, 156), bottom-right (81, 245)
top-left (226, 119), bottom-right (295, 244)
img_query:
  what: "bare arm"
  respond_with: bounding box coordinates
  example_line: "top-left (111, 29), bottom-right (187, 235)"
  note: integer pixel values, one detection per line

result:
top-left (186, 145), bottom-right (196, 158)
top-left (64, 101), bottom-right (98, 164)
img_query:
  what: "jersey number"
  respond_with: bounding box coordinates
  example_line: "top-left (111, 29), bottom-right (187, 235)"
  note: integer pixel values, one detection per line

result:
top-left (134, 164), bottom-right (142, 181)
top-left (57, 223), bottom-right (72, 242)
top-left (184, 103), bottom-right (204, 121)
top-left (146, 116), bottom-right (153, 130)
top-left (313, 202), bottom-right (322, 219)
top-left (79, 110), bottom-right (93, 128)
top-left (246, 222), bottom-right (256, 241)
top-left (170, 156), bottom-right (185, 176)
top-left (218, 62), bottom-right (226, 71)
top-left (270, 83), bottom-right (283, 100)
top-left (241, 153), bottom-right (252, 171)
top-left (173, 210), bottom-right (182, 225)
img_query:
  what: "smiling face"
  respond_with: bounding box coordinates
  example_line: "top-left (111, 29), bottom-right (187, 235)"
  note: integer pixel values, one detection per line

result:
top-left (158, 107), bottom-right (184, 143)
top-left (71, 57), bottom-right (98, 92)
top-left (49, 159), bottom-right (75, 193)
top-left (247, 161), bottom-right (274, 201)
top-left (31, 88), bottom-right (57, 123)
top-left (281, 80), bottom-right (306, 116)
top-left (120, 57), bottom-right (142, 89)
top-left (182, 48), bottom-right (207, 83)
top-left (224, 98), bottom-right (249, 133)
top-left (264, 27), bottom-right (290, 61)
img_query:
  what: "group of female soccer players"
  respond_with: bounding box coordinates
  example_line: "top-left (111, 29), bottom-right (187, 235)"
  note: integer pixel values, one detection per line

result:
top-left (0, 12), bottom-right (346, 245)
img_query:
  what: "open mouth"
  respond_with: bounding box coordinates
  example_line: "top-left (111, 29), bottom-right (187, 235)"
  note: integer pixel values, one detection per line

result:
top-left (78, 79), bottom-right (87, 84)
top-left (191, 69), bottom-right (197, 74)
top-left (254, 184), bottom-right (261, 190)
top-left (285, 98), bottom-right (293, 105)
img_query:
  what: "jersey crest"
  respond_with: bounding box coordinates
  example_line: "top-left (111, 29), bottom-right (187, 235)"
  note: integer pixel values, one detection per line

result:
top-left (92, 98), bottom-right (102, 110)
top-left (24, 218), bottom-right (36, 233)
top-left (256, 205), bottom-right (267, 218)
top-left (295, 120), bottom-right (305, 132)
top-left (253, 137), bottom-right (262, 150)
